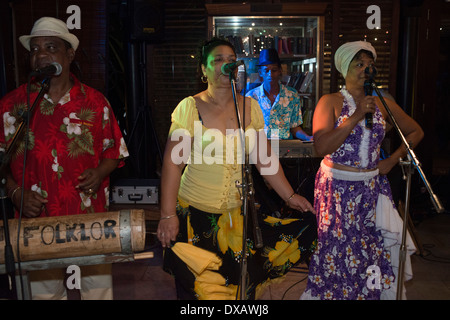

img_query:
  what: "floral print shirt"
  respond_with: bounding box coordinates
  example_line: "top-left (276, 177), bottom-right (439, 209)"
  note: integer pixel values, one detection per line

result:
top-left (246, 83), bottom-right (303, 139)
top-left (0, 75), bottom-right (129, 216)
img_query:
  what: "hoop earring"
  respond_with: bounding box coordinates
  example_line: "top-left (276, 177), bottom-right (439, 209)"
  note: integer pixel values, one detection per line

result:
top-left (201, 75), bottom-right (208, 83)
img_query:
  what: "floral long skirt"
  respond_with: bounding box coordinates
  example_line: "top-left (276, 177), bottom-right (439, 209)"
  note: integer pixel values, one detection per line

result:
top-left (163, 198), bottom-right (317, 300)
top-left (301, 162), bottom-right (415, 300)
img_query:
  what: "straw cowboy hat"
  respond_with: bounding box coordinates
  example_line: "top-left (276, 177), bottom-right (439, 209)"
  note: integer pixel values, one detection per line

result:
top-left (19, 17), bottom-right (79, 51)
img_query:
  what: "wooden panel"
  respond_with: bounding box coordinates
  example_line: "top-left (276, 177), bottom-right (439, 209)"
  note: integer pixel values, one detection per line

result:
top-left (147, 2), bottom-right (208, 151)
top-left (323, 2), bottom-right (334, 95)
top-left (327, 0), bottom-right (399, 96)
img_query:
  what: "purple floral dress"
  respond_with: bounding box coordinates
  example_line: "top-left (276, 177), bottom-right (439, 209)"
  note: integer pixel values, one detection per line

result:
top-left (301, 87), bottom-right (399, 300)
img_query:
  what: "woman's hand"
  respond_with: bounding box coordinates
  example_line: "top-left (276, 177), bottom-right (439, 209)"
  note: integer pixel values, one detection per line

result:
top-left (157, 215), bottom-right (179, 248)
top-left (355, 96), bottom-right (377, 122)
top-left (286, 194), bottom-right (316, 215)
top-left (378, 157), bottom-right (399, 176)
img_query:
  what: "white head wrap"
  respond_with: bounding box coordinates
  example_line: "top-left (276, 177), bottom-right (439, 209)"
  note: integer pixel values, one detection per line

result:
top-left (334, 41), bottom-right (377, 78)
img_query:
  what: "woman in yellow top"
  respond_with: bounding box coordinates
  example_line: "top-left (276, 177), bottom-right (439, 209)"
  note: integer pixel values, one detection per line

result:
top-left (157, 38), bottom-right (317, 300)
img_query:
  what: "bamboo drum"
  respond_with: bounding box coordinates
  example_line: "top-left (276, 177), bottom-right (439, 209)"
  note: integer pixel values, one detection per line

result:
top-left (0, 209), bottom-right (146, 263)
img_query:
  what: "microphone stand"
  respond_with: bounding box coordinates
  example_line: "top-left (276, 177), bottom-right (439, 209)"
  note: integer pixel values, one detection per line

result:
top-left (368, 80), bottom-right (445, 300)
top-left (228, 69), bottom-right (262, 300)
top-left (0, 174), bottom-right (16, 300)
top-left (0, 76), bottom-right (51, 300)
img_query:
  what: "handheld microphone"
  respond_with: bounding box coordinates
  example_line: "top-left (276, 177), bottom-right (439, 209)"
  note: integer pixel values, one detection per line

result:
top-left (30, 62), bottom-right (63, 77)
top-left (363, 66), bottom-right (376, 129)
top-left (221, 60), bottom-right (244, 75)
top-left (364, 80), bottom-right (373, 129)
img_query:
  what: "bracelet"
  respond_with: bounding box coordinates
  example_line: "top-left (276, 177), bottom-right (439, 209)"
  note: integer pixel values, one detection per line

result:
top-left (10, 186), bottom-right (21, 201)
top-left (160, 214), bottom-right (177, 220)
top-left (286, 192), bottom-right (296, 202)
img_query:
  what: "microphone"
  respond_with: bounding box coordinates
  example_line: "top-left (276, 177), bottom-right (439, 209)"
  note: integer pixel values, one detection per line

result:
top-left (363, 66), bottom-right (376, 129)
top-left (221, 60), bottom-right (244, 75)
top-left (364, 80), bottom-right (373, 129)
top-left (30, 62), bottom-right (63, 77)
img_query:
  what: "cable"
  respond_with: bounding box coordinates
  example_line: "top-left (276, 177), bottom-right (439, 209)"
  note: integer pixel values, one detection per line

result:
top-left (281, 275), bottom-right (308, 300)
top-left (416, 244), bottom-right (450, 264)
top-left (14, 76), bottom-right (33, 299)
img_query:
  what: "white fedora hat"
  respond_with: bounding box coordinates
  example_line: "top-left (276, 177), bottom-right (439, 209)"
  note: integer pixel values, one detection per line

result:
top-left (19, 17), bottom-right (79, 51)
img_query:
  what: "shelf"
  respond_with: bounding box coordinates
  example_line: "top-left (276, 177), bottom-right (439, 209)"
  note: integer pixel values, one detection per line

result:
top-left (212, 16), bottom-right (321, 94)
top-left (209, 13), bottom-right (324, 130)
top-left (213, 16), bottom-right (318, 56)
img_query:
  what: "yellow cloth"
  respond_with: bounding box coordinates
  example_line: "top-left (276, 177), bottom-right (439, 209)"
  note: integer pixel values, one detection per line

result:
top-left (169, 96), bottom-right (265, 213)
top-left (195, 271), bottom-right (238, 300)
top-left (171, 242), bottom-right (238, 300)
top-left (171, 242), bottom-right (222, 275)
top-left (264, 215), bottom-right (299, 226)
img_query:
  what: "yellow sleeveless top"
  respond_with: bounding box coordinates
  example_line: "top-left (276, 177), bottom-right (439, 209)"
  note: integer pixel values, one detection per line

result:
top-left (168, 96), bottom-right (265, 213)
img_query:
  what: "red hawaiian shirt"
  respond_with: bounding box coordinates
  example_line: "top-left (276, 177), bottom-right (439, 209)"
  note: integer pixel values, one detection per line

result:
top-left (0, 75), bottom-right (129, 217)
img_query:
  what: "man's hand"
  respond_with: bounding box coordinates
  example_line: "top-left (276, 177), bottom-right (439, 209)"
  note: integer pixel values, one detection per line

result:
top-left (11, 188), bottom-right (48, 218)
top-left (76, 167), bottom-right (103, 196)
top-left (75, 159), bottom-right (120, 196)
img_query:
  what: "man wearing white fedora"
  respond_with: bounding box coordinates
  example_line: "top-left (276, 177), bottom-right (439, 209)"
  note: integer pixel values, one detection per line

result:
top-left (0, 17), bottom-right (129, 299)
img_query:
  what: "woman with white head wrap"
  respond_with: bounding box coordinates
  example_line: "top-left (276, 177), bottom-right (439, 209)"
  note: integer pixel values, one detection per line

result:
top-left (334, 40), bottom-right (377, 79)
top-left (301, 41), bottom-right (424, 300)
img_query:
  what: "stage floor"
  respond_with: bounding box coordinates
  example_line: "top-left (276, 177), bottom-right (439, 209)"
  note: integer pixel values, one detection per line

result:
top-left (112, 212), bottom-right (450, 300)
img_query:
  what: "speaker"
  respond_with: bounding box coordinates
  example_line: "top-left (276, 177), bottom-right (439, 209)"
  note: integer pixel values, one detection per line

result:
top-left (128, 0), bottom-right (164, 43)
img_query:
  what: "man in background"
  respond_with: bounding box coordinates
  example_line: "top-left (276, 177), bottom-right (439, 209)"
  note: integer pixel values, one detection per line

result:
top-left (246, 48), bottom-right (312, 141)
